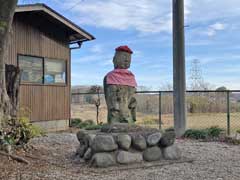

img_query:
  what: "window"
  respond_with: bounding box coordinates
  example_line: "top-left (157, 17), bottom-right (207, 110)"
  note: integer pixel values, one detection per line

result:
top-left (18, 55), bottom-right (43, 83)
top-left (44, 58), bottom-right (66, 84)
top-left (18, 55), bottom-right (67, 85)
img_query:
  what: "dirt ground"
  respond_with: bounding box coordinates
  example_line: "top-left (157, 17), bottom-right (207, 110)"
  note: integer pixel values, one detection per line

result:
top-left (0, 130), bottom-right (240, 180)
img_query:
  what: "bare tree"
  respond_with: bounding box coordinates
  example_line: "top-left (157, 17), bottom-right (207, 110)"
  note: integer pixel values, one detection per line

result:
top-left (159, 82), bottom-right (173, 91)
top-left (137, 86), bottom-right (152, 91)
top-left (89, 85), bottom-right (102, 124)
top-left (0, 0), bottom-right (18, 127)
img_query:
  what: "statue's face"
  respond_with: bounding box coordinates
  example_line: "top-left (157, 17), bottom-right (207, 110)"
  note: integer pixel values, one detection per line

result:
top-left (113, 51), bottom-right (131, 69)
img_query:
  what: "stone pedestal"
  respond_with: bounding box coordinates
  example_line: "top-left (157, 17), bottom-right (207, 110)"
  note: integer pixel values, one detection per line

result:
top-left (75, 124), bottom-right (181, 168)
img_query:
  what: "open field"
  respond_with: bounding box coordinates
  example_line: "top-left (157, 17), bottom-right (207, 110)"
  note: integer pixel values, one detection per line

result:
top-left (71, 104), bottom-right (240, 134)
top-left (1, 132), bottom-right (240, 180)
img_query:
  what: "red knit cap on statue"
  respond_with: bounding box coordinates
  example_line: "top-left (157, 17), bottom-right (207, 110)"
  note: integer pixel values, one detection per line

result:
top-left (115, 45), bottom-right (133, 54)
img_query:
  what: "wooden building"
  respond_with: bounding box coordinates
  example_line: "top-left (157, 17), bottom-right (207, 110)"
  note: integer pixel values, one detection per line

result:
top-left (5, 4), bottom-right (94, 131)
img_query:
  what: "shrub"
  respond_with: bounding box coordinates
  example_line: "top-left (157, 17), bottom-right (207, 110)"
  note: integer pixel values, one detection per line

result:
top-left (70, 118), bottom-right (82, 127)
top-left (184, 129), bottom-right (209, 139)
top-left (84, 119), bottom-right (95, 125)
top-left (3, 117), bottom-right (44, 145)
top-left (236, 129), bottom-right (240, 134)
top-left (78, 121), bottom-right (90, 129)
top-left (71, 119), bottom-right (100, 130)
top-left (183, 126), bottom-right (224, 140)
top-left (207, 126), bottom-right (224, 137)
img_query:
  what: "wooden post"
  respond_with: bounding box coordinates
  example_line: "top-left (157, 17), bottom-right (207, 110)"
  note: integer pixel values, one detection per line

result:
top-left (173, 0), bottom-right (186, 137)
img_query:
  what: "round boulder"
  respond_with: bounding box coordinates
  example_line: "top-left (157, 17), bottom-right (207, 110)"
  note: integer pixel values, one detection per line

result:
top-left (132, 134), bottom-right (147, 151)
top-left (76, 130), bottom-right (87, 142)
top-left (116, 151), bottom-right (143, 164)
top-left (86, 134), bottom-right (96, 147)
top-left (159, 131), bottom-right (176, 147)
top-left (83, 148), bottom-right (93, 161)
top-left (146, 132), bottom-right (162, 146)
top-left (91, 135), bottom-right (118, 152)
top-left (90, 153), bottom-right (116, 168)
top-left (143, 146), bottom-right (162, 161)
top-left (76, 144), bottom-right (88, 157)
top-left (116, 134), bottom-right (132, 150)
top-left (162, 144), bottom-right (181, 160)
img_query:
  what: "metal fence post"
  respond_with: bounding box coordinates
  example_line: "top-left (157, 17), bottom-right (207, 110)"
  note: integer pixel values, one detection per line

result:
top-left (159, 91), bottom-right (162, 130)
top-left (227, 91), bottom-right (230, 135)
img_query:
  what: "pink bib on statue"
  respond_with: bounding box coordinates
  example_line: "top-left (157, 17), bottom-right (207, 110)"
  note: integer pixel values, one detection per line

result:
top-left (106, 69), bottom-right (137, 88)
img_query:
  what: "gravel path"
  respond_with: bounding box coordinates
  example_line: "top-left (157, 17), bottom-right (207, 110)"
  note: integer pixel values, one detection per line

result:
top-left (0, 132), bottom-right (240, 180)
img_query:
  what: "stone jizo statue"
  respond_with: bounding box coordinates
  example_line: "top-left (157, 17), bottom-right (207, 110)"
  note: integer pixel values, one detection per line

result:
top-left (104, 46), bottom-right (137, 124)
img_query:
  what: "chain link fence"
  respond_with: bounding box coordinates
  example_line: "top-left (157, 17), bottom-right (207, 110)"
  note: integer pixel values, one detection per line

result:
top-left (71, 90), bottom-right (240, 135)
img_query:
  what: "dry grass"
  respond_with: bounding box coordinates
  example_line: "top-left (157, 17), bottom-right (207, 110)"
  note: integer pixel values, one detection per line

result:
top-left (71, 104), bottom-right (108, 124)
top-left (136, 113), bottom-right (240, 134)
top-left (71, 104), bottom-right (240, 134)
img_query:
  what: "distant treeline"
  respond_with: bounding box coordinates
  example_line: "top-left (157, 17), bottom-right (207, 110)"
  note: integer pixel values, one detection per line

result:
top-left (136, 92), bottom-right (240, 114)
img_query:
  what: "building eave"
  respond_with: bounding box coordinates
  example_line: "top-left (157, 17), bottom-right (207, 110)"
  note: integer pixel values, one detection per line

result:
top-left (15, 3), bottom-right (95, 43)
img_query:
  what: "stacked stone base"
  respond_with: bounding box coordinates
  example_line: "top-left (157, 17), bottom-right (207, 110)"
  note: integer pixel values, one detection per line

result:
top-left (76, 124), bottom-right (181, 168)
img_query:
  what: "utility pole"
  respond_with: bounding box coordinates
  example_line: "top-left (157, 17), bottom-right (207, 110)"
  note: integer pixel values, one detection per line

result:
top-left (173, 0), bottom-right (186, 137)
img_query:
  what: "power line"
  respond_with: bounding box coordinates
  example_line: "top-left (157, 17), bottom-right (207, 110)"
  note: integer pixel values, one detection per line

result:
top-left (63, 0), bottom-right (84, 12)
top-left (20, 0), bottom-right (37, 4)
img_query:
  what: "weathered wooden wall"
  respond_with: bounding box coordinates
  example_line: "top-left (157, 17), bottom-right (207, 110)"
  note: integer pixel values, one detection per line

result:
top-left (5, 15), bottom-right (71, 122)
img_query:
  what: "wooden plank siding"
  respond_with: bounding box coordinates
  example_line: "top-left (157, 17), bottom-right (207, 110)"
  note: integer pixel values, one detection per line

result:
top-left (6, 15), bottom-right (71, 122)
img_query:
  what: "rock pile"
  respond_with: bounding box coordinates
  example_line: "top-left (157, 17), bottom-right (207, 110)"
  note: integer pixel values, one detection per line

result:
top-left (75, 124), bottom-right (181, 168)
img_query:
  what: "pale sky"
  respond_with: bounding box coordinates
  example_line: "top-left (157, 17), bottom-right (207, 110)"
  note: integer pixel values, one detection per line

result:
top-left (19, 0), bottom-right (240, 90)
